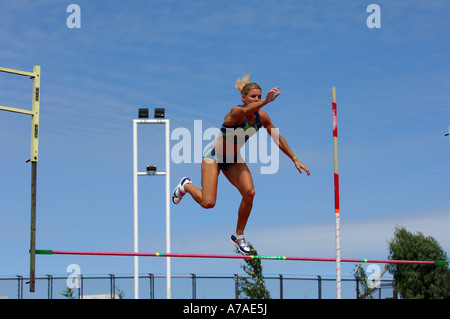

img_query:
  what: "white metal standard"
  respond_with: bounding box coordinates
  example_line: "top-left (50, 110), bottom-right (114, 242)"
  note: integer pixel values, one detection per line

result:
top-left (132, 118), bottom-right (171, 299)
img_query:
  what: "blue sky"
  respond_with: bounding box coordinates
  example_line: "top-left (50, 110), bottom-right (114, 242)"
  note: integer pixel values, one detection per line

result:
top-left (1, 0), bottom-right (449, 298)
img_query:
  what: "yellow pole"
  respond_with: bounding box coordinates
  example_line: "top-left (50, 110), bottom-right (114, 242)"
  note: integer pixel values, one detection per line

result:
top-left (30, 65), bottom-right (40, 163)
top-left (447, 125), bottom-right (450, 143)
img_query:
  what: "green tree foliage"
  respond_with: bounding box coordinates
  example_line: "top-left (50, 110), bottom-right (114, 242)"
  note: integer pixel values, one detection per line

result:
top-left (60, 287), bottom-right (76, 299)
top-left (235, 243), bottom-right (271, 299)
top-left (388, 226), bottom-right (450, 299)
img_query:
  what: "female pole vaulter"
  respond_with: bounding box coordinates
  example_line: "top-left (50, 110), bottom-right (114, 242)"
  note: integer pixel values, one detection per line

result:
top-left (172, 74), bottom-right (310, 254)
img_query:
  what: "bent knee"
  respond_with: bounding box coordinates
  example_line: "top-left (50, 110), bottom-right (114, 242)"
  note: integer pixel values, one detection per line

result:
top-left (242, 188), bottom-right (255, 202)
top-left (201, 199), bottom-right (216, 209)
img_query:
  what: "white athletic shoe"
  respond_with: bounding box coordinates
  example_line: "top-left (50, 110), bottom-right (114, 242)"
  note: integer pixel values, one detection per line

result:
top-left (172, 177), bottom-right (191, 204)
top-left (231, 233), bottom-right (251, 255)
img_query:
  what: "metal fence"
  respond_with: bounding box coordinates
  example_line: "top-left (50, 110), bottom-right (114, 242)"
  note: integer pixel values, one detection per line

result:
top-left (0, 274), bottom-right (397, 299)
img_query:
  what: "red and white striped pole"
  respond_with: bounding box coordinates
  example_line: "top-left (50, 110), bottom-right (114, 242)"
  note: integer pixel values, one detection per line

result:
top-left (332, 87), bottom-right (341, 299)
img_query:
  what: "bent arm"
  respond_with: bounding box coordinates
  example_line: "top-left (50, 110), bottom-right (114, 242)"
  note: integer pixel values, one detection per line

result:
top-left (224, 87), bottom-right (281, 125)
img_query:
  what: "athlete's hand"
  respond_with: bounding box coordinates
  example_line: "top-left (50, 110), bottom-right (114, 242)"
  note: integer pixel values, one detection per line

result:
top-left (294, 159), bottom-right (310, 176)
top-left (265, 87), bottom-right (281, 104)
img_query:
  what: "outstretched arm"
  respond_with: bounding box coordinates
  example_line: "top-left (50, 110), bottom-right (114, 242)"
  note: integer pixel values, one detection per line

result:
top-left (259, 110), bottom-right (310, 175)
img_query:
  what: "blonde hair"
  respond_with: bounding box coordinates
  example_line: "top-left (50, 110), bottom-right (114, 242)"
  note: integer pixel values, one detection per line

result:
top-left (234, 73), bottom-right (261, 96)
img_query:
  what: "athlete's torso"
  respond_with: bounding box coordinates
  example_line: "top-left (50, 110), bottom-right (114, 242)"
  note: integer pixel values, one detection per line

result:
top-left (214, 106), bottom-right (263, 157)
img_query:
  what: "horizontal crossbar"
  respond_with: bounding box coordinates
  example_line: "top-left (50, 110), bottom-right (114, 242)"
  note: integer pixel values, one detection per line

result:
top-left (0, 105), bottom-right (34, 115)
top-left (0, 67), bottom-right (36, 78)
top-left (35, 250), bottom-right (448, 265)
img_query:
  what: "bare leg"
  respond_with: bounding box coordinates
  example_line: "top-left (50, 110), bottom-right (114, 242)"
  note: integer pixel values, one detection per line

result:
top-left (222, 162), bottom-right (255, 236)
top-left (184, 159), bottom-right (220, 209)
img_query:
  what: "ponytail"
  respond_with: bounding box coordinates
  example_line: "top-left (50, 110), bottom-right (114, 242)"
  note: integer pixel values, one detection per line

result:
top-left (234, 73), bottom-right (261, 96)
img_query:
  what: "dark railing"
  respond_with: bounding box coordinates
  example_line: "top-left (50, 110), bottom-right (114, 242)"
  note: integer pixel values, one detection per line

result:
top-left (0, 274), bottom-right (396, 299)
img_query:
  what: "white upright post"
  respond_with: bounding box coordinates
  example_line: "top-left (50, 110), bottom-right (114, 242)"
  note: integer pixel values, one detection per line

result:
top-left (165, 120), bottom-right (171, 299)
top-left (133, 120), bottom-right (139, 299)
top-left (132, 118), bottom-right (171, 299)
